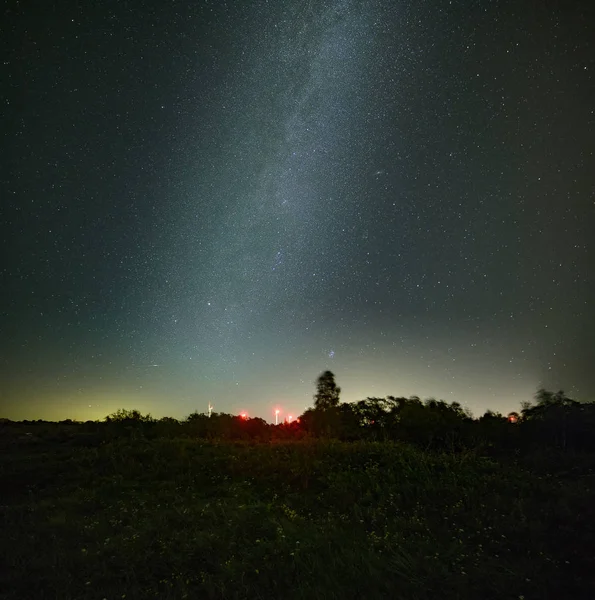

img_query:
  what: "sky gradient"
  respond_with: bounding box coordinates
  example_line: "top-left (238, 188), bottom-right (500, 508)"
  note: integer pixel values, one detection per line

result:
top-left (2, 0), bottom-right (594, 422)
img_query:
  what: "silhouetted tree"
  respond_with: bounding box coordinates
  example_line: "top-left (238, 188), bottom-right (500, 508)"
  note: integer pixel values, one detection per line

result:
top-left (346, 397), bottom-right (398, 440)
top-left (521, 389), bottom-right (583, 450)
top-left (300, 372), bottom-right (343, 437)
top-left (314, 371), bottom-right (341, 410)
top-left (105, 409), bottom-right (154, 423)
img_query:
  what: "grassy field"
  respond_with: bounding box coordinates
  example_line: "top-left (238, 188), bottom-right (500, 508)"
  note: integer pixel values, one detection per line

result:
top-left (1, 429), bottom-right (594, 599)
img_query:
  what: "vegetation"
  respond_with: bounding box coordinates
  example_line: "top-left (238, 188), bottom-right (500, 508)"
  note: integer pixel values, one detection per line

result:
top-left (1, 375), bottom-right (595, 599)
top-left (313, 370), bottom-right (341, 410)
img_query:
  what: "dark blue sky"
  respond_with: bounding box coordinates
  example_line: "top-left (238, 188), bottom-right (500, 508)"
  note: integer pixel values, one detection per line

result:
top-left (2, 0), bottom-right (593, 421)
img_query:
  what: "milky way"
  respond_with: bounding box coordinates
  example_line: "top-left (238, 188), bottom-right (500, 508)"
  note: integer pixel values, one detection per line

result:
top-left (2, 0), bottom-right (593, 420)
top-left (175, 2), bottom-right (377, 364)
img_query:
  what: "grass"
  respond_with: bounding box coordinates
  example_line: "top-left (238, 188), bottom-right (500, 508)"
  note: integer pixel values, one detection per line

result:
top-left (1, 429), bottom-right (594, 599)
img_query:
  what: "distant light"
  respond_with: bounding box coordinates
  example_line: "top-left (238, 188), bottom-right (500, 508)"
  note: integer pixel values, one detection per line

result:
top-left (288, 415), bottom-right (293, 423)
top-left (240, 412), bottom-right (247, 420)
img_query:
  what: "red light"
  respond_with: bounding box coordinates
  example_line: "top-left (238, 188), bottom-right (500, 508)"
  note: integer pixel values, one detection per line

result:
top-left (288, 415), bottom-right (293, 423)
top-left (240, 412), bottom-right (247, 420)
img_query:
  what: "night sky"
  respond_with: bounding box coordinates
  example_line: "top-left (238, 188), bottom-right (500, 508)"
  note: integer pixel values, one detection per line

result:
top-left (2, 0), bottom-right (594, 422)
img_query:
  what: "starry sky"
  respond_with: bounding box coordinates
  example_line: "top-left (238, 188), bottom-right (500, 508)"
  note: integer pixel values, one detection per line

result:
top-left (2, 0), bottom-right (594, 422)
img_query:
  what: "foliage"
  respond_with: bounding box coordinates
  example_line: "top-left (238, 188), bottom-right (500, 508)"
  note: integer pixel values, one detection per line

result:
top-left (519, 389), bottom-right (595, 451)
top-left (105, 408), bottom-right (154, 423)
top-left (1, 433), bottom-right (594, 600)
top-left (2, 380), bottom-right (595, 598)
top-left (3, 383), bottom-right (594, 455)
top-left (313, 370), bottom-right (341, 410)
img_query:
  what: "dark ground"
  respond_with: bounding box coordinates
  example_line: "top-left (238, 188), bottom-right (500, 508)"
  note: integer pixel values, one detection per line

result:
top-left (1, 424), bottom-right (594, 599)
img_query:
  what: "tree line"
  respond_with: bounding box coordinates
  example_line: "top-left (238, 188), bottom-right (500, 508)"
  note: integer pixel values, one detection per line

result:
top-left (3, 371), bottom-right (595, 454)
top-left (299, 372), bottom-right (595, 453)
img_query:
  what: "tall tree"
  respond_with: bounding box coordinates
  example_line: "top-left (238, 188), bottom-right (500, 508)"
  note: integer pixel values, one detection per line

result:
top-left (314, 371), bottom-right (341, 410)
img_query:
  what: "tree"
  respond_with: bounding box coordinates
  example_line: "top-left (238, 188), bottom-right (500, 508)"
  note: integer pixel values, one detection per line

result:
top-left (521, 388), bottom-right (583, 450)
top-left (314, 371), bottom-right (341, 410)
top-left (105, 409), bottom-right (154, 423)
top-left (348, 398), bottom-right (397, 440)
